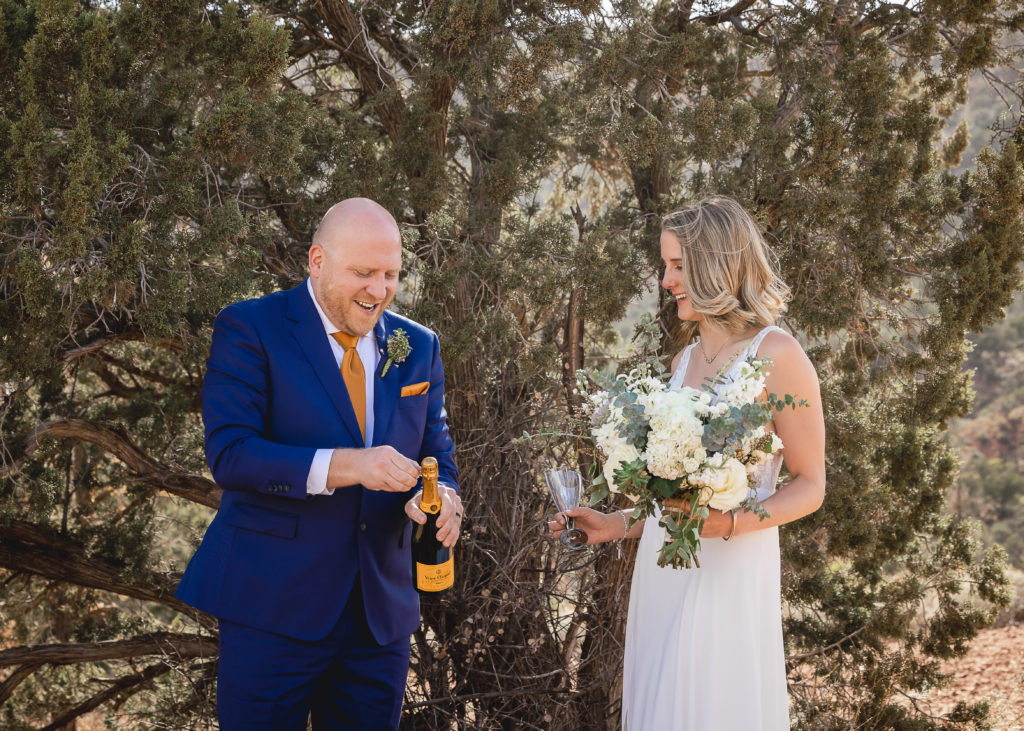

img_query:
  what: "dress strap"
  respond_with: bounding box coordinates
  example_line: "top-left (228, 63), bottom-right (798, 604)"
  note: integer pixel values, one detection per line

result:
top-left (746, 325), bottom-right (785, 359)
top-left (668, 341), bottom-right (699, 388)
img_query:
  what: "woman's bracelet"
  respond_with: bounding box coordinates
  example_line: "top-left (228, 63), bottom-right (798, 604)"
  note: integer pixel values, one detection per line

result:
top-left (722, 508), bottom-right (739, 541)
top-left (613, 509), bottom-right (628, 558)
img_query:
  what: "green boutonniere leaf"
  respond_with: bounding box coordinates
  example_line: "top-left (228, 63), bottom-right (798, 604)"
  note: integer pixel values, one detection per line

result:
top-left (381, 328), bottom-right (411, 376)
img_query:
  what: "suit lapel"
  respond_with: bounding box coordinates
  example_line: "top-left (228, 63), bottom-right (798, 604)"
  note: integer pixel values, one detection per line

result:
top-left (287, 281), bottom-right (364, 446)
top-left (372, 313), bottom-right (400, 446)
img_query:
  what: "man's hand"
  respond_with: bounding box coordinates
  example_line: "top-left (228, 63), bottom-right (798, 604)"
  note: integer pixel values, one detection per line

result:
top-left (328, 446), bottom-right (419, 492)
top-left (405, 486), bottom-right (463, 548)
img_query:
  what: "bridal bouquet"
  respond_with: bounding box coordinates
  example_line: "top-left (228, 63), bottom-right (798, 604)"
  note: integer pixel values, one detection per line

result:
top-left (582, 359), bottom-right (799, 569)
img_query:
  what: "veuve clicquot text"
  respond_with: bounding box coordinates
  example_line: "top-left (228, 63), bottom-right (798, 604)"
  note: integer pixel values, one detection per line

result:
top-left (412, 457), bottom-right (454, 593)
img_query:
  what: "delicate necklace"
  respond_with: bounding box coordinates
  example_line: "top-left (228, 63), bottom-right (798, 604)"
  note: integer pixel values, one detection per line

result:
top-left (697, 334), bottom-right (738, 365)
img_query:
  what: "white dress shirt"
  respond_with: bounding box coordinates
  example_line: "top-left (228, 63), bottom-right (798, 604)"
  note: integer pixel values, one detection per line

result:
top-left (305, 279), bottom-right (381, 495)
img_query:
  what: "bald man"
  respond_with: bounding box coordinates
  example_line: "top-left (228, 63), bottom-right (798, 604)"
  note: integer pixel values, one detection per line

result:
top-left (176, 199), bottom-right (461, 730)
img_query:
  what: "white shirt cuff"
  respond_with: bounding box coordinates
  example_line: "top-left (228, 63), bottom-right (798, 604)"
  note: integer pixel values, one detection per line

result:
top-left (307, 449), bottom-right (333, 495)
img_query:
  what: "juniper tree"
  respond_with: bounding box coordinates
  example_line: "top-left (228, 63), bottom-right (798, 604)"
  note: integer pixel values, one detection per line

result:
top-left (1, 1), bottom-right (1021, 729)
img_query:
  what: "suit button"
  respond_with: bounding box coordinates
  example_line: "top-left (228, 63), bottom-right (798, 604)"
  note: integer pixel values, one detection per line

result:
top-left (360, 523), bottom-right (367, 531)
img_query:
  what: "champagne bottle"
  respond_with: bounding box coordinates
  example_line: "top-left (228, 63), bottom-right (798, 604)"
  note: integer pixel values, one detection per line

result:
top-left (412, 457), bottom-right (454, 593)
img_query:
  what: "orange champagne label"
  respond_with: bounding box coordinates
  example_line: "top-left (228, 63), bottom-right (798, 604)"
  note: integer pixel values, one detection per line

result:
top-left (416, 557), bottom-right (454, 591)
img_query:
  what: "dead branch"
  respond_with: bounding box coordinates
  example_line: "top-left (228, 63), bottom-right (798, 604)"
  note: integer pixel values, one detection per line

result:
top-left (0, 631), bottom-right (218, 668)
top-left (1, 418), bottom-right (220, 509)
top-left (39, 661), bottom-right (174, 731)
top-left (697, 0), bottom-right (760, 25)
top-left (0, 520), bottom-right (215, 630)
top-left (0, 663), bottom-right (42, 704)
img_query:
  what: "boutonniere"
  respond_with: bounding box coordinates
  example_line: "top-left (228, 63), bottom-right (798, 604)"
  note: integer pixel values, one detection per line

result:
top-left (381, 328), bottom-right (411, 376)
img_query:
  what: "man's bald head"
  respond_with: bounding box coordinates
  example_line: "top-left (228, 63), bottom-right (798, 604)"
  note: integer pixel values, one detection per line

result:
top-left (313, 198), bottom-right (400, 252)
top-left (308, 198), bottom-right (402, 336)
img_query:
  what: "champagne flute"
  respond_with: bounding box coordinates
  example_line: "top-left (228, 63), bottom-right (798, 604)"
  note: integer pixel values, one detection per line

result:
top-left (544, 466), bottom-right (588, 550)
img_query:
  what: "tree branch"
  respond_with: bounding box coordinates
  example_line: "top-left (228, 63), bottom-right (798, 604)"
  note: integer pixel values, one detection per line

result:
top-left (0, 663), bottom-right (42, 704)
top-left (360, 9), bottom-right (420, 77)
top-left (40, 661), bottom-right (173, 731)
top-left (58, 330), bottom-right (185, 365)
top-left (696, 0), bottom-right (759, 25)
top-left (404, 684), bottom-right (576, 710)
top-left (563, 204), bottom-right (588, 417)
top-left (0, 631), bottom-right (218, 668)
top-left (770, 0), bottom-right (853, 133)
top-left (0, 521), bottom-right (215, 630)
top-left (96, 351), bottom-right (187, 388)
top-left (58, 330), bottom-right (144, 364)
top-left (313, 0), bottom-right (408, 141)
top-left (1, 418), bottom-right (220, 509)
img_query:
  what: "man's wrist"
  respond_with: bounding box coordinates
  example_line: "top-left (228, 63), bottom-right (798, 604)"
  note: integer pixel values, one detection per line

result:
top-left (326, 447), bottom-right (364, 490)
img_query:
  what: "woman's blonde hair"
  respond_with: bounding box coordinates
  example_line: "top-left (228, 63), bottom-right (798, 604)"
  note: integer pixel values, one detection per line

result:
top-left (662, 196), bottom-right (790, 341)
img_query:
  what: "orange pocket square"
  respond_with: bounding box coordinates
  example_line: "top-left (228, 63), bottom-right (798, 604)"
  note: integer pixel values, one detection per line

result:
top-left (401, 382), bottom-right (430, 397)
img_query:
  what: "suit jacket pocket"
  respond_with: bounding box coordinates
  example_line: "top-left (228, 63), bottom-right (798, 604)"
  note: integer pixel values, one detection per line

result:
top-left (226, 502), bottom-right (299, 539)
top-left (401, 381), bottom-right (430, 397)
top-left (397, 392), bottom-right (428, 410)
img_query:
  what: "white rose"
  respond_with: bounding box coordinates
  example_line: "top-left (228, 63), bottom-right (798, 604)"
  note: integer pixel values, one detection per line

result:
top-left (591, 421), bottom-right (619, 455)
top-left (682, 457), bottom-right (700, 474)
top-left (707, 458), bottom-right (751, 511)
top-left (603, 441), bottom-right (641, 495)
top-left (592, 420), bottom-right (639, 492)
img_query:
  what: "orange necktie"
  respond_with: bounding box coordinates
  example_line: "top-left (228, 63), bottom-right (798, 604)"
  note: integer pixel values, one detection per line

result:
top-left (331, 332), bottom-right (366, 441)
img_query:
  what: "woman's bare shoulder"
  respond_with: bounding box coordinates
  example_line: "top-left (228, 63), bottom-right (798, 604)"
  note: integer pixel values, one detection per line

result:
top-left (757, 328), bottom-right (818, 386)
top-left (757, 328), bottom-right (803, 361)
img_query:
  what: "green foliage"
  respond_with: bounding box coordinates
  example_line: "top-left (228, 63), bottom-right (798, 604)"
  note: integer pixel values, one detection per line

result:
top-left (948, 290), bottom-right (1024, 578)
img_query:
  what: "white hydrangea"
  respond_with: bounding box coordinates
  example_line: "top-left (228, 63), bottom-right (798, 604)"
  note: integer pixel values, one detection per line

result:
top-left (643, 388), bottom-right (705, 479)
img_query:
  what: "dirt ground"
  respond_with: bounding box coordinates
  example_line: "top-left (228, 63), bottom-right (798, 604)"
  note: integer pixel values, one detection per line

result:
top-left (916, 624), bottom-right (1024, 730)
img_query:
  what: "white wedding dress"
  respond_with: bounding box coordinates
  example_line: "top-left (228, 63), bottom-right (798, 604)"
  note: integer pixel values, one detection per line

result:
top-left (622, 326), bottom-right (790, 731)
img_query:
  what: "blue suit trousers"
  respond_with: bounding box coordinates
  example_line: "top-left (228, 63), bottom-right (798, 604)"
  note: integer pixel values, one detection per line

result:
top-left (217, 578), bottom-right (409, 730)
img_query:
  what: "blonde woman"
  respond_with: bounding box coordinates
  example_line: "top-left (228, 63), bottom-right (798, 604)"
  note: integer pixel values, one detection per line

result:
top-left (550, 197), bottom-right (826, 730)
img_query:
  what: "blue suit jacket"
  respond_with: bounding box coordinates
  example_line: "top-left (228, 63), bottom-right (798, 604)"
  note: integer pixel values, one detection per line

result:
top-left (175, 281), bottom-right (458, 644)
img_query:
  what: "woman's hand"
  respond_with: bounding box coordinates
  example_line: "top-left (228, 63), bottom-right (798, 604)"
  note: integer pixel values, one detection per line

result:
top-left (548, 507), bottom-right (629, 545)
top-left (664, 502), bottom-right (734, 539)
top-left (696, 507), bottom-right (734, 539)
